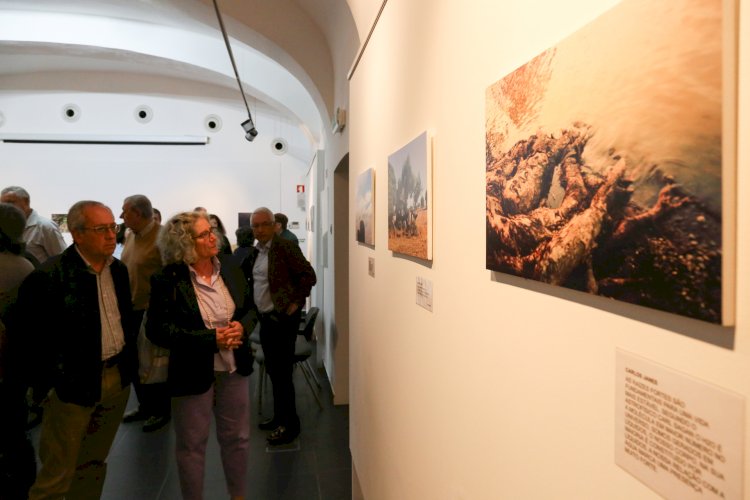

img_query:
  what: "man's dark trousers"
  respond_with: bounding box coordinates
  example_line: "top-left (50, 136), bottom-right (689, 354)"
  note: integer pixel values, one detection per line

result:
top-left (259, 310), bottom-right (302, 432)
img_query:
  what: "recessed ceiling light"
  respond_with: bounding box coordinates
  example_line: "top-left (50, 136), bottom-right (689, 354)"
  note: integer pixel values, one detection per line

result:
top-left (135, 105), bottom-right (153, 123)
top-left (62, 104), bottom-right (81, 122)
top-left (271, 138), bottom-right (287, 155)
top-left (205, 114), bottom-right (222, 132)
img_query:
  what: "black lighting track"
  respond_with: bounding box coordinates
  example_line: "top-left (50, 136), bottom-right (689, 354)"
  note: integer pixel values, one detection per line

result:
top-left (0, 135), bottom-right (209, 145)
top-left (2, 139), bottom-right (206, 145)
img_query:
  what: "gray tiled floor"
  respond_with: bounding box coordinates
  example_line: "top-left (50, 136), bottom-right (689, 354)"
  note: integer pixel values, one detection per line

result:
top-left (32, 361), bottom-right (351, 500)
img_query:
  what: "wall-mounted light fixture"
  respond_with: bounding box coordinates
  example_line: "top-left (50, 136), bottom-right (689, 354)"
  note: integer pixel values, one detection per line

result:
top-left (332, 107), bottom-right (346, 134)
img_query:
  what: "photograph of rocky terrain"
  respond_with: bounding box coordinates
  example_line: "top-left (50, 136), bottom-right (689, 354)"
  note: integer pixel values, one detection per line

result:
top-left (485, 0), bottom-right (726, 323)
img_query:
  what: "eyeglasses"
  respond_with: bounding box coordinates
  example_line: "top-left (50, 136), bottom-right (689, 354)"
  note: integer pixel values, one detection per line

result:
top-left (193, 230), bottom-right (217, 240)
top-left (251, 221), bottom-right (275, 229)
top-left (81, 223), bottom-right (119, 235)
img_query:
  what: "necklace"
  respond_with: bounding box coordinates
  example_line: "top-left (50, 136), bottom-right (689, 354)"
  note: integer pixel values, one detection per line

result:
top-left (194, 261), bottom-right (214, 284)
top-left (192, 274), bottom-right (232, 329)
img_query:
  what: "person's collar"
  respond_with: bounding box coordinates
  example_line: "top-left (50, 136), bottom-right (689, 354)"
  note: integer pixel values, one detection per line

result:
top-left (188, 256), bottom-right (221, 278)
top-left (74, 245), bottom-right (114, 273)
top-left (25, 209), bottom-right (40, 227)
top-left (255, 238), bottom-right (273, 251)
top-left (134, 218), bottom-right (157, 237)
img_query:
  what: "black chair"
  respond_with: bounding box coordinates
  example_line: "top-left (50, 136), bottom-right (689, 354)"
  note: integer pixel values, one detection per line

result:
top-left (253, 307), bottom-right (323, 412)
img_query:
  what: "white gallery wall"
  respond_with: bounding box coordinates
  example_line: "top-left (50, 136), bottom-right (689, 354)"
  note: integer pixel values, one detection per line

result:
top-left (348, 0), bottom-right (750, 498)
top-left (0, 91), bottom-right (315, 248)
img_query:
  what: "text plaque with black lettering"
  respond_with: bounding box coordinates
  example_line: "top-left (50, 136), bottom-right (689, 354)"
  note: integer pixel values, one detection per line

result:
top-left (615, 350), bottom-right (744, 500)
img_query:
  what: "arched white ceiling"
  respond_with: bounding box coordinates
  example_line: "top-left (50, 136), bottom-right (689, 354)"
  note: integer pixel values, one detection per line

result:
top-left (0, 0), bottom-right (360, 148)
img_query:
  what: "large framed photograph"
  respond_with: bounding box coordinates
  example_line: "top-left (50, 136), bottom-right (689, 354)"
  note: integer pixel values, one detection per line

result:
top-left (355, 168), bottom-right (375, 246)
top-left (388, 131), bottom-right (432, 261)
top-left (485, 0), bottom-right (736, 325)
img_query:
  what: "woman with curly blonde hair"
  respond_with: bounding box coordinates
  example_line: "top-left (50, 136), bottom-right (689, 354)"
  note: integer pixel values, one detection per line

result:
top-left (146, 210), bottom-right (257, 500)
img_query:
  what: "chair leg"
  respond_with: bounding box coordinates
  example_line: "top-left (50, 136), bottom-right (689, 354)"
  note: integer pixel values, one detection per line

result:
top-left (296, 362), bottom-right (324, 409)
top-left (303, 359), bottom-right (322, 388)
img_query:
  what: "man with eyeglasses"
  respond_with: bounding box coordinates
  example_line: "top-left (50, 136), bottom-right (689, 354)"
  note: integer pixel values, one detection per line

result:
top-left (243, 207), bottom-right (316, 445)
top-left (17, 200), bottom-right (138, 499)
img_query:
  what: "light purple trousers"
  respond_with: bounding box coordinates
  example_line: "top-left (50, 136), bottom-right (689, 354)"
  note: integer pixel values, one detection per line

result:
top-left (172, 371), bottom-right (250, 500)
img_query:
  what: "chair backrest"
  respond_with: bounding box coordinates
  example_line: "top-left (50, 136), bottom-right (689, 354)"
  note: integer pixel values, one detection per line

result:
top-left (298, 306), bottom-right (319, 340)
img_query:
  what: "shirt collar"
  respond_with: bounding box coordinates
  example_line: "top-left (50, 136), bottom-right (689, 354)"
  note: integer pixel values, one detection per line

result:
top-left (255, 239), bottom-right (272, 252)
top-left (188, 256), bottom-right (221, 278)
top-left (74, 245), bottom-right (114, 273)
top-left (134, 219), bottom-right (157, 238)
top-left (25, 209), bottom-right (40, 228)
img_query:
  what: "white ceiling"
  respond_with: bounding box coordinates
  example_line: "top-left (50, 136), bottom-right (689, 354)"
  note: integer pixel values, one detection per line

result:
top-left (0, 0), bottom-right (364, 146)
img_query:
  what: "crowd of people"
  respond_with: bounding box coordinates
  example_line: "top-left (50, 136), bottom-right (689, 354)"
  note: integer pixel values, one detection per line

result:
top-left (0, 186), bottom-right (315, 500)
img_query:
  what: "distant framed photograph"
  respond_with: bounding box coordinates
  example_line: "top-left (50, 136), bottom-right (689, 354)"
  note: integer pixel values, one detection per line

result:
top-left (388, 131), bottom-right (432, 261)
top-left (51, 213), bottom-right (69, 233)
top-left (355, 168), bottom-right (375, 245)
top-left (237, 212), bottom-right (251, 228)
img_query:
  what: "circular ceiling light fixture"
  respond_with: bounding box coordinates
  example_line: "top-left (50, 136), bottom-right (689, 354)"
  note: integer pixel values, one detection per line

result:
top-left (62, 104), bottom-right (81, 122)
top-left (205, 114), bottom-right (223, 132)
top-left (271, 138), bottom-right (287, 155)
top-left (134, 105), bottom-right (153, 123)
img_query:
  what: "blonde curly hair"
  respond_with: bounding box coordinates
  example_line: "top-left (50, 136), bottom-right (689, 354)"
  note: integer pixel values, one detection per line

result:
top-left (157, 211), bottom-right (211, 265)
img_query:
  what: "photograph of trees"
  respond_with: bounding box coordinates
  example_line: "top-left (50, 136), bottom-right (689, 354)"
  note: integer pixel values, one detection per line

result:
top-left (388, 131), bottom-right (432, 260)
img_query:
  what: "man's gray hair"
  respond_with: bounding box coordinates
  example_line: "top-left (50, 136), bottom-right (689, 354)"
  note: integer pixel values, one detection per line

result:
top-left (252, 207), bottom-right (274, 220)
top-left (1, 186), bottom-right (30, 201)
top-left (68, 200), bottom-right (110, 231)
top-left (124, 194), bottom-right (153, 219)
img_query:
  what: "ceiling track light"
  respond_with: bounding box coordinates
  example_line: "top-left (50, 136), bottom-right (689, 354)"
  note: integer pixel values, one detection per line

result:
top-left (212, 0), bottom-right (258, 142)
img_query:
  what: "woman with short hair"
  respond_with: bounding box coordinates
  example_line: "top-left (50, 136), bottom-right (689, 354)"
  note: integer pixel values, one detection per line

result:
top-left (146, 211), bottom-right (257, 500)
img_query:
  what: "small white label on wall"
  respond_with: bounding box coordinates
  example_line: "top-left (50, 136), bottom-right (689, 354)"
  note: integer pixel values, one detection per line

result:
top-left (615, 350), bottom-right (744, 500)
top-left (368, 257), bottom-right (375, 277)
top-left (416, 276), bottom-right (433, 312)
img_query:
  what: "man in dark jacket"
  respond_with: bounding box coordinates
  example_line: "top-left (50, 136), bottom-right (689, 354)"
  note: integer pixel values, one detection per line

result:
top-left (17, 200), bottom-right (137, 500)
top-left (245, 207), bottom-right (315, 445)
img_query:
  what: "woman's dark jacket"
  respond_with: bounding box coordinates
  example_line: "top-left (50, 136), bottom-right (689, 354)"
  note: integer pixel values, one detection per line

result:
top-left (146, 255), bottom-right (257, 397)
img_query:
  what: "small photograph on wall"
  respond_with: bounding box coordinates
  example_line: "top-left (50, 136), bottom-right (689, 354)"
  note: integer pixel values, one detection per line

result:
top-left (237, 212), bottom-right (251, 228)
top-left (355, 168), bottom-right (375, 246)
top-left (485, 0), bottom-right (734, 325)
top-left (51, 213), bottom-right (69, 233)
top-left (388, 131), bottom-right (432, 261)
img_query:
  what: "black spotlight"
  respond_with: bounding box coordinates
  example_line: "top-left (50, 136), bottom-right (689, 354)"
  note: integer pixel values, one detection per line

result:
top-left (241, 117), bottom-right (258, 142)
